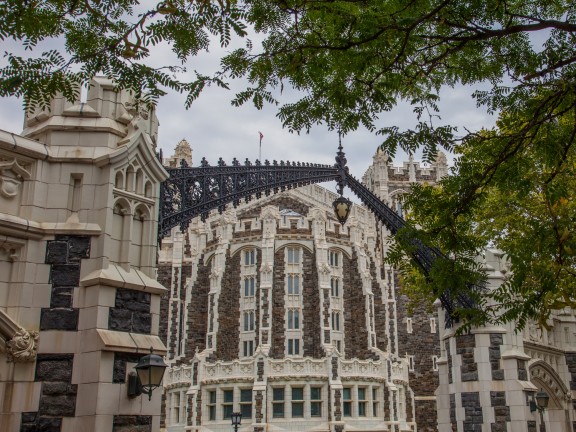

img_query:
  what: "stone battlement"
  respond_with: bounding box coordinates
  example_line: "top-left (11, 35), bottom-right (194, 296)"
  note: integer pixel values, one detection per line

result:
top-left (22, 77), bottom-right (159, 148)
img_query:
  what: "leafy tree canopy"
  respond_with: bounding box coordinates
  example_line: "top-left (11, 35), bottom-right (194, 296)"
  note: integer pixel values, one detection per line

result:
top-left (1, 0), bottom-right (575, 328)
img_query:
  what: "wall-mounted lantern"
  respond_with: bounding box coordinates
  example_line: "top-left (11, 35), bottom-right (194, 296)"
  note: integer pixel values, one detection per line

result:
top-left (127, 348), bottom-right (168, 400)
top-left (530, 389), bottom-right (550, 413)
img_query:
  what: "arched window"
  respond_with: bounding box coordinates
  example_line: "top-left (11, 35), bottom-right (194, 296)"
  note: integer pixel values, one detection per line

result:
top-left (144, 181), bottom-right (153, 198)
top-left (115, 171), bottom-right (124, 189)
top-left (126, 166), bottom-right (135, 192)
top-left (135, 169), bottom-right (144, 194)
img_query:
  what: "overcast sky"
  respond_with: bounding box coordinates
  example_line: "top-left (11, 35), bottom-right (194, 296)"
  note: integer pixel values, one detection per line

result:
top-left (0, 25), bottom-right (496, 184)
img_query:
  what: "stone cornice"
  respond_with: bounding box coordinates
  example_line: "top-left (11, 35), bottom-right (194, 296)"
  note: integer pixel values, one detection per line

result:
top-left (0, 213), bottom-right (101, 240)
top-left (81, 263), bottom-right (167, 294)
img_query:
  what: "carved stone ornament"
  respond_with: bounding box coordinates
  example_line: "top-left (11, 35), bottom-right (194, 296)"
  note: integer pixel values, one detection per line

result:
top-left (0, 159), bottom-right (31, 199)
top-left (6, 328), bottom-right (39, 362)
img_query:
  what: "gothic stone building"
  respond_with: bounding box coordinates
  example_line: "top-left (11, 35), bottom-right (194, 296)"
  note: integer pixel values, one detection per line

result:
top-left (157, 146), bottom-right (447, 432)
top-left (158, 144), bottom-right (576, 432)
top-left (1, 85), bottom-right (574, 432)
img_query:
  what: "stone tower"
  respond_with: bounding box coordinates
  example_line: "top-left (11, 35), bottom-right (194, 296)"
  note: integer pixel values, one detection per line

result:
top-left (0, 78), bottom-right (168, 431)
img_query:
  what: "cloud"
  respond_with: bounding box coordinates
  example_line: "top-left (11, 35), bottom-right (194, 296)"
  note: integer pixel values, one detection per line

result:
top-left (0, 33), bottom-right (496, 183)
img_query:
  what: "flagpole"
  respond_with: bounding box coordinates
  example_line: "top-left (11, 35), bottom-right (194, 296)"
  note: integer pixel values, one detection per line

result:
top-left (258, 131), bottom-right (263, 161)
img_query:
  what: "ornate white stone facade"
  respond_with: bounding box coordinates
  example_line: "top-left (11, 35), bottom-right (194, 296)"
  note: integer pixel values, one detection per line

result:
top-left (159, 146), bottom-right (576, 432)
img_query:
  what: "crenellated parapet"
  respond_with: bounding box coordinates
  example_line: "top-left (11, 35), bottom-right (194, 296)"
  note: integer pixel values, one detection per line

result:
top-left (23, 77), bottom-right (159, 147)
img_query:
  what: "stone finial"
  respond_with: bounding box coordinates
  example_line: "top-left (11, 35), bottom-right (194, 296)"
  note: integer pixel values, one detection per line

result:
top-left (174, 139), bottom-right (193, 166)
top-left (435, 151), bottom-right (449, 181)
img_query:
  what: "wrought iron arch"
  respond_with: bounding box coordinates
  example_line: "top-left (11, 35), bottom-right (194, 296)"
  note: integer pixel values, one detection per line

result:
top-left (158, 145), bottom-right (477, 325)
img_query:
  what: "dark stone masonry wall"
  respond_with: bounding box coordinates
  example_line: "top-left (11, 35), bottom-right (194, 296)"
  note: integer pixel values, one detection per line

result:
top-left (456, 334), bottom-right (478, 382)
top-left (342, 252), bottom-right (372, 360)
top-left (41, 235), bottom-right (90, 331)
top-left (108, 288), bottom-right (151, 334)
top-left (302, 248), bottom-right (323, 358)
top-left (254, 249), bottom-right (262, 351)
top-left (166, 265), bottom-right (180, 359)
top-left (415, 400), bottom-right (437, 432)
top-left (490, 391), bottom-right (510, 432)
top-left (112, 415), bottom-right (151, 432)
top-left (215, 251), bottom-right (241, 360)
top-left (113, 352), bottom-right (145, 383)
top-left (371, 261), bottom-right (388, 352)
top-left (462, 392), bottom-right (482, 431)
top-left (395, 271), bottom-right (440, 430)
top-left (489, 333), bottom-right (504, 380)
top-left (157, 264), bottom-right (172, 347)
top-left (185, 256), bottom-right (211, 360)
top-left (270, 247), bottom-right (286, 359)
top-left (21, 354), bottom-right (77, 431)
top-left (449, 393), bottom-right (456, 432)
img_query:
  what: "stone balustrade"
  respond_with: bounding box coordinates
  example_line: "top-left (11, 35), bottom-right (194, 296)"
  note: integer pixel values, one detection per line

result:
top-left (340, 358), bottom-right (385, 379)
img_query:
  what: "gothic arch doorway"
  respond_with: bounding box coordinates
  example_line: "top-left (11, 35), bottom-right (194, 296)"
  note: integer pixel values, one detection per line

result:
top-left (529, 360), bottom-right (573, 432)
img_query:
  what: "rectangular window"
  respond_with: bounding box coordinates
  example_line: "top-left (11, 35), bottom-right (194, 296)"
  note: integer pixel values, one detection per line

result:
top-left (430, 317), bottom-right (437, 333)
top-left (329, 251), bottom-right (339, 267)
top-left (288, 338), bottom-right (300, 355)
top-left (244, 277), bottom-right (255, 297)
top-left (331, 278), bottom-right (339, 297)
top-left (208, 390), bottom-right (216, 421)
top-left (272, 387), bottom-right (285, 418)
top-left (332, 312), bottom-right (340, 331)
top-left (244, 311), bottom-right (255, 332)
top-left (408, 355), bottom-right (415, 372)
top-left (173, 392), bottom-right (181, 424)
top-left (288, 247), bottom-right (300, 264)
top-left (240, 389), bottom-right (252, 419)
top-left (343, 388), bottom-right (352, 417)
top-left (245, 249), bottom-right (255, 265)
top-left (288, 309), bottom-right (300, 329)
top-left (372, 387), bottom-right (379, 417)
top-left (310, 387), bottom-right (322, 417)
top-left (222, 389), bottom-right (233, 420)
top-left (406, 317), bottom-right (413, 334)
top-left (432, 355), bottom-right (438, 371)
top-left (243, 340), bottom-right (254, 357)
top-left (287, 275), bottom-right (300, 295)
top-left (291, 387), bottom-right (304, 418)
top-left (358, 388), bottom-right (367, 417)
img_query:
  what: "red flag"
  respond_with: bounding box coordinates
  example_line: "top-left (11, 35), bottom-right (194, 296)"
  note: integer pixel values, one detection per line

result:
top-left (259, 131), bottom-right (263, 143)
